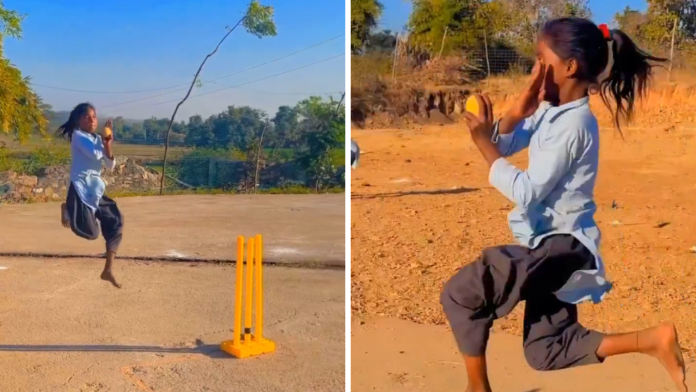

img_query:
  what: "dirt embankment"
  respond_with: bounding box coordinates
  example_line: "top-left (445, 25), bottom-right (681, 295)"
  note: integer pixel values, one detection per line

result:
top-left (352, 57), bottom-right (696, 133)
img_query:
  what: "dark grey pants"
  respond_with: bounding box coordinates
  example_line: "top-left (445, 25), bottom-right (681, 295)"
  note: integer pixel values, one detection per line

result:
top-left (67, 183), bottom-right (124, 254)
top-left (440, 234), bottom-right (604, 371)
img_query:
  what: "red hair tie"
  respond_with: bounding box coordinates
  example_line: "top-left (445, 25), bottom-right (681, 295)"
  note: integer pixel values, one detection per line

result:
top-left (598, 23), bottom-right (611, 41)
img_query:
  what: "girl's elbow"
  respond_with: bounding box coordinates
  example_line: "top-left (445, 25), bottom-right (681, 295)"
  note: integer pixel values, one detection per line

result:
top-left (513, 188), bottom-right (543, 209)
top-left (515, 196), bottom-right (533, 209)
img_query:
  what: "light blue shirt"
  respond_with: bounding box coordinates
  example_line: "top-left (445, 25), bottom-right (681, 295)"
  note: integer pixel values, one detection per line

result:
top-left (70, 130), bottom-right (115, 212)
top-left (489, 96), bottom-right (613, 304)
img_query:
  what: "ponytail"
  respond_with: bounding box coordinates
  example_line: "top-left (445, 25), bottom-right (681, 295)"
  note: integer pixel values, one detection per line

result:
top-left (599, 29), bottom-right (667, 131)
top-left (541, 18), bottom-right (667, 136)
top-left (56, 102), bottom-right (95, 141)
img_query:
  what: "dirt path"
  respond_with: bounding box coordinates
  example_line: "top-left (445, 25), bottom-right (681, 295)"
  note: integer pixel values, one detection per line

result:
top-left (353, 317), bottom-right (696, 392)
top-left (0, 194), bottom-right (345, 266)
top-left (0, 257), bottom-right (344, 392)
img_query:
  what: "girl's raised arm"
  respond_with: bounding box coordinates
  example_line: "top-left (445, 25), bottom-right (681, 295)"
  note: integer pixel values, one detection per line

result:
top-left (489, 125), bottom-right (582, 208)
top-left (488, 61), bottom-right (547, 157)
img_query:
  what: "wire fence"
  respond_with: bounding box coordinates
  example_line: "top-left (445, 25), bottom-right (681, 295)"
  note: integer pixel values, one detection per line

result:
top-left (383, 31), bottom-right (696, 84)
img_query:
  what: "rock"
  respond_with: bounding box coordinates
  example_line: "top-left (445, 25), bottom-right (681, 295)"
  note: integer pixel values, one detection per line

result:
top-left (16, 176), bottom-right (38, 187)
top-left (0, 179), bottom-right (12, 191)
top-left (0, 171), bottom-right (17, 182)
top-left (0, 157), bottom-right (160, 204)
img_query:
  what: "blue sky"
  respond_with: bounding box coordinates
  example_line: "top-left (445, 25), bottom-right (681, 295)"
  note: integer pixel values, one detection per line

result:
top-left (377, 0), bottom-right (649, 32)
top-left (4, 0), bottom-right (346, 120)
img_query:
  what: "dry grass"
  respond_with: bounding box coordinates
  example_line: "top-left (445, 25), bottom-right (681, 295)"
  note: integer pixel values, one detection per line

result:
top-left (0, 134), bottom-right (189, 160)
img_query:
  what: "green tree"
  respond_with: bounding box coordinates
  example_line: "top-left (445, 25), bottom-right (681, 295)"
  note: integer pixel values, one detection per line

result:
top-left (473, 0), bottom-right (511, 44)
top-left (613, 1), bottom-right (693, 50)
top-left (0, 2), bottom-right (46, 142)
top-left (185, 115), bottom-right (215, 147)
top-left (210, 105), bottom-right (267, 151)
top-left (365, 29), bottom-right (399, 52)
top-left (614, 6), bottom-right (648, 38)
top-left (295, 96), bottom-right (345, 190)
top-left (112, 116), bottom-right (126, 136)
top-left (407, 0), bottom-right (591, 55)
top-left (272, 105), bottom-right (299, 148)
top-left (494, 0), bottom-right (590, 51)
top-left (352, 0), bottom-right (384, 52)
top-left (649, 0), bottom-right (696, 39)
top-left (408, 0), bottom-right (482, 53)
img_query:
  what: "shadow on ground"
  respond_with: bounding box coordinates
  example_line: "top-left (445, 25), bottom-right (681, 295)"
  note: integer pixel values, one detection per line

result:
top-left (0, 344), bottom-right (231, 359)
top-left (352, 187), bottom-right (478, 199)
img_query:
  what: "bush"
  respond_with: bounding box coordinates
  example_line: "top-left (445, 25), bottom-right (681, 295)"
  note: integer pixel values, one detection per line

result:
top-left (0, 145), bottom-right (70, 175)
top-left (22, 145), bottom-right (70, 175)
top-left (329, 148), bottom-right (344, 167)
top-left (0, 148), bottom-right (22, 173)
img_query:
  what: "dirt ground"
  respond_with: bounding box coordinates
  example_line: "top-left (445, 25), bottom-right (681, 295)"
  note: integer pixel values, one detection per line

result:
top-left (353, 317), bottom-right (696, 392)
top-left (0, 258), bottom-right (344, 392)
top-left (351, 122), bottom-right (696, 389)
top-left (0, 194), bottom-right (345, 391)
top-left (0, 194), bottom-right (345, 266)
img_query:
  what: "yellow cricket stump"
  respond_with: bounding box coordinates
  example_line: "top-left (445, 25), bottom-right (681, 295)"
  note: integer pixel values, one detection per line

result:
top-left (220, 234), bottom-right (276, 358)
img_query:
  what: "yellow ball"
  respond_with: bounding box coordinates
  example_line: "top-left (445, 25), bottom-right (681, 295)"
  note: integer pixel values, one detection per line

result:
top-left (465, 96), bottom-right (480, 116)
top-left (103, 127), bottom-right (113, 138)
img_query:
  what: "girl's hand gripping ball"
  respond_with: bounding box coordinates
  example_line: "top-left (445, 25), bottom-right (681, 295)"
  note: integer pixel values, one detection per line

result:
top-left (102, 118), bottom-right (113, 139)
top-left (464, 95), bottom-right (494, 141)
top-left (465, 95), bottom-right (480, 116)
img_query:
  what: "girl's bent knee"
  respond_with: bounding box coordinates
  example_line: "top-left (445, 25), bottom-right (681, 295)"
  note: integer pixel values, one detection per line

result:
top-left (523, 344), bottom-right (555, 371)
top-left (439, 272), bottom-right (463, 307)
top-left (440, 268), bottom-right (482, 319)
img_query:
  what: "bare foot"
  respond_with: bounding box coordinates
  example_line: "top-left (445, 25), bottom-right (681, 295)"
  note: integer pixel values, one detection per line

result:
top-left (60, 203), bottom-right (70, 228)
top-left (640, 322), bottom-right (688, 392)
top-left (100, 269), bottom-right (122, 289)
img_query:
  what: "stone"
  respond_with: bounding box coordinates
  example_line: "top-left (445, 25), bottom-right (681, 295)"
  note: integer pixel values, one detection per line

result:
top-left (0, 171), bottom-right (17, 182)
top-left (16, 176), bottom-right (38, 187)
top-left (0, 157), bottom-right (161, 204)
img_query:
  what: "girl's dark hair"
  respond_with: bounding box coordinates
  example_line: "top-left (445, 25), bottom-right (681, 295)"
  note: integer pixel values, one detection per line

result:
top-left (56, 102), bottom-right (96, 141)
top-left (541, 17), bottom-right (667, 132)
